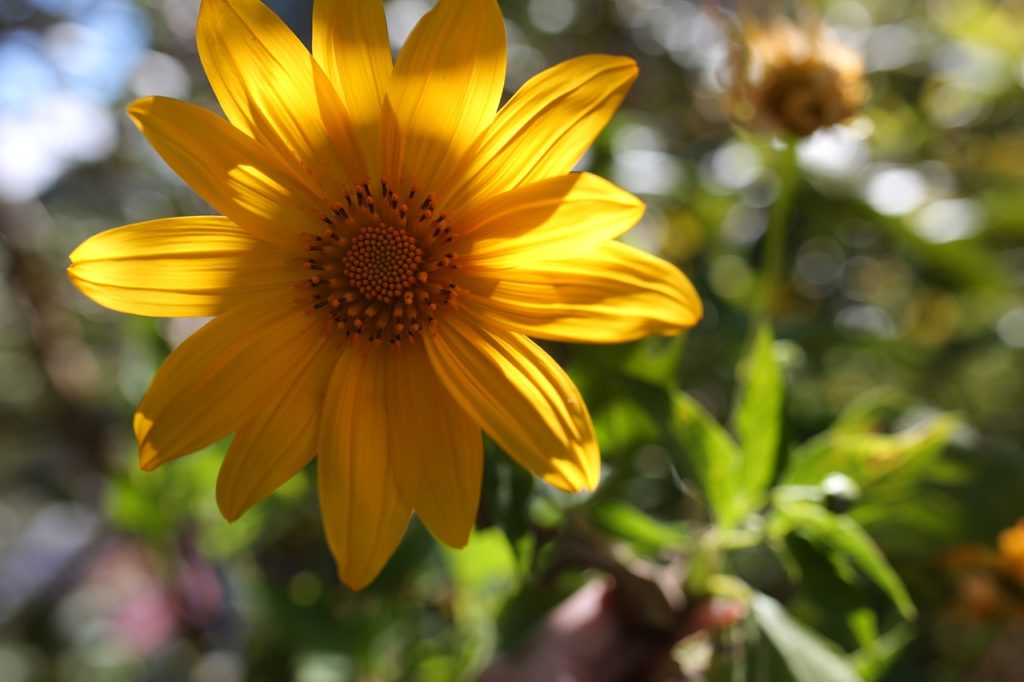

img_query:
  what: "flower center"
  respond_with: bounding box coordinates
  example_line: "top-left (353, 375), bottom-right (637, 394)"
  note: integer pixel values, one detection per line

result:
top-left (299, 180), bottom-right (460, 346)
top-left (343, 224), bottom-right (423, 302)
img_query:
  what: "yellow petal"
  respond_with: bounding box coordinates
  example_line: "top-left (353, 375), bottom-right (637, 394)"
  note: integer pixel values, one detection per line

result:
top-left (318, 346), bottom-right (411, 590)
top-left (127, 96), bottom-right (330, 246)
top-left (381, 0), bottom-right (505, 191)
top-left (313, 0), bottom-right (391, 170)
top-left (387, 346), bottom-right (482, 548)
top-left (135, 295), bottom-right (321, 471)
top-left (425, 314), bottom-right (599, 492)
top-left (462, 241), bottom-right (703, 343)
top-left (216, 338), bottom-right (339, 522)
top-left (67, 216), bottom-right (295, 317)
top-left (198, 0), bottom-right (366, 193)
top-left (444, 55), bottom-right (637, 215)
top-left (458, 173), bottom-right (644, 269)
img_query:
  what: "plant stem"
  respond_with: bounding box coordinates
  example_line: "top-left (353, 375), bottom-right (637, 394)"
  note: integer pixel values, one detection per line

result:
top-left (755, 138), bottom-right (799, 324)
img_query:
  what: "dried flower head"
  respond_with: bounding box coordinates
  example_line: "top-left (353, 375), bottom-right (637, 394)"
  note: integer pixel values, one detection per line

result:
top-left (728, 17), bottom-right (866, 137)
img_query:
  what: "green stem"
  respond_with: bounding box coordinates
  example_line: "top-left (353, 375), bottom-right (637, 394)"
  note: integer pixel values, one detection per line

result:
top-left (755, 138), bottom-right (799, 324)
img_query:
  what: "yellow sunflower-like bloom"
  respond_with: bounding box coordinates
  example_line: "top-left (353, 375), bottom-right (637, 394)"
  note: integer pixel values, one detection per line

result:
top-left (68, 0), bottom-right (702, 588)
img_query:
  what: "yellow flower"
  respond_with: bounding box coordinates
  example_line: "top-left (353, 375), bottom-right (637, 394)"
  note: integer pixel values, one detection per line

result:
top-left (67, 0), bottom-right (702, 588)
top-left (729, 17), bottom-right (866, 137)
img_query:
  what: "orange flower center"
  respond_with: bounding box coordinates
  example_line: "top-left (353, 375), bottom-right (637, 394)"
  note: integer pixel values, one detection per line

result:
top-left (300, 180), bottom-right (460, 346)
top-left (343, 224), bottom-right (423, 302)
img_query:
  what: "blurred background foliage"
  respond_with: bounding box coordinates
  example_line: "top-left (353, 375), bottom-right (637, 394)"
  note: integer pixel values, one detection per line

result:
top-left (2, 0), bottom-right (1024, 680)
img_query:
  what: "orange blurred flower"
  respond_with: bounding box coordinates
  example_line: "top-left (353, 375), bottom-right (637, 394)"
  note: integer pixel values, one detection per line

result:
top-left (998, 519), bottom-right (1024, 586)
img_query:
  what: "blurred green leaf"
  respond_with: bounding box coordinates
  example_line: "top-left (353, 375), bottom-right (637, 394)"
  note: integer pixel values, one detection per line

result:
top-left (834, 197), bottom-right (1006, 289)
top-left (104, 440), bottom-right (310, 559)
top-left (827, 388), bottom-right (908, 436)
top-left (854, 443), bottom-right (1024, 558)
top-left (591, 392), bottom-right (661, 455)
top-left (439, 529), bottom-right (525, 677)
top-left (851, 621), bottom-right (915, 682)
top-left (846, 606), bottom-right (878, 651)
top-left (591, 501), bottom-right (692, 554)
top-left (571, 347), bottom-right (672, 457)
top-left (480, 445), bottom-right (534, 547)
top-left (774, 501), bottom-right (917, 620)
top-left (668, 390), bottom-right (743, 528)
top-left (569, 335), bottom-right (685, 390)
top-left (750, 592), bottom-right (861, 682)
top-left (731, 324), bottom-right (784, 512)
top-left (445, 528), bottom-right (521, 621)
top-left (621, 335), bottom-right (687, 387)
top-left (782, 412), bottom-right (959, 491)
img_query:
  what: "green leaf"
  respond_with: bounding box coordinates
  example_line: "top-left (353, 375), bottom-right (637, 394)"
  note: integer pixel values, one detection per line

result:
top-left (846, 607), bottom-right (878, 651)
top-left (731, 324), bottom-right (784, 510)
top-left (591, 388), bottom-right (662, 454)
top-left (668, 390), bottom-right (743, 528)
top-left (444, 528), bottom-right (521, 621)
top-left (568, 335), bottom-right (685, 390)
top-left (775, 501), bottom-right (917, 620)
top-left (622, 335), bottom-right (687, 387)
top-left (851, 622), bottom-right (915, 681)
top-left (750, 592), bottom-right (861, 682)
top-left (827, 388), bottom-right (908, 436)
top-left (782, 412), bottom-right (959, 490)
top-left (591, 501), bottom-right (692, 554)
top-left (875, 210), bottom-right (1008, 288)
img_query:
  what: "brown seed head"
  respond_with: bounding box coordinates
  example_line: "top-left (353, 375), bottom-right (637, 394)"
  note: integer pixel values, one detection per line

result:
top-left (728, 18), bottom-right (866, 137)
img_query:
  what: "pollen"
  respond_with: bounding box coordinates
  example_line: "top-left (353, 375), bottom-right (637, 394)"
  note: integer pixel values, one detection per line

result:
top-left (299, 179), bottom-right (460, 346)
